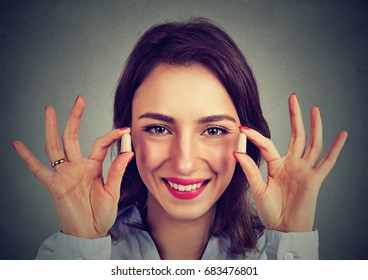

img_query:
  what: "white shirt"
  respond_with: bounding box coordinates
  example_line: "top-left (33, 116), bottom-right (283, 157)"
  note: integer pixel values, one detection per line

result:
top-left (36, 206), bottom-right (319, 260)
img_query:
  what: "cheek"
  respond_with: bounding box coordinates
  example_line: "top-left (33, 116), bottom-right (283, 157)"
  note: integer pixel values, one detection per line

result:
top-left (132, 133), bottom-right (169, 175)
top-left (206, 138), bottom-right (237, 175)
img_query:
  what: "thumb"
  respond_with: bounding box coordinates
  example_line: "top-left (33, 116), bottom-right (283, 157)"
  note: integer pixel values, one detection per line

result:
top-left (233, 152), bottom-right (266, 200)
top-left (105, 152), bottom-right (134, 199)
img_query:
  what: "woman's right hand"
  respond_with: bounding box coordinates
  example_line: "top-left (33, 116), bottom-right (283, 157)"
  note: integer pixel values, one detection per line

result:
top-left (12, 96), bottom-right (134, 239)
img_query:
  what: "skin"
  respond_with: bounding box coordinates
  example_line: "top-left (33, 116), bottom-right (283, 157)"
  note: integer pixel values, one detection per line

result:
top-left (234, 96), bottom-right (348, 232)
top-left (12, 98), bottom-right (134, 239)
top-left (11, 63), bottom-right (348, 259)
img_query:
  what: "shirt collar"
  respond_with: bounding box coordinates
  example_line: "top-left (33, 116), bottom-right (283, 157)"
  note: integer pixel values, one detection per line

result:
top-left (116, 205), bottom-right (231, 260)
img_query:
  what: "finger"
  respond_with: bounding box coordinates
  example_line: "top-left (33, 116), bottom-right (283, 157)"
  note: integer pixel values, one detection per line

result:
top-left (104, 152), bottom-right (135, 199)
top-left (88, 128), bottom-right (131, 162)
top-left (303, 106), bottom-right (323, 166)
top-left (316, 131), bottom-right (348, 179)
top-left (240, 126), bottom-right (280, 163)
top-left (233, 152), bottom-right (266, 201)
top-left (287, 93), bottom-right (307, 157)
top-left (62, 96), bottom-right (84, 161)
top-left (45, 106), bottom-right (66, 170)
top-left (12, 140), bottom-right (54, 187)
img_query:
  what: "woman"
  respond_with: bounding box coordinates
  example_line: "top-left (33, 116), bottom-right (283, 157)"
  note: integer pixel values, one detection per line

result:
top-left (11, 18), bottom-right (348, 260)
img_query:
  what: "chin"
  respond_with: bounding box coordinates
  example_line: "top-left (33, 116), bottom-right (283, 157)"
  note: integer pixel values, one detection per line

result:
top-left (164, 202), bottom-right (216, 222)
top-left (147, 185), bottom-right (220, 223)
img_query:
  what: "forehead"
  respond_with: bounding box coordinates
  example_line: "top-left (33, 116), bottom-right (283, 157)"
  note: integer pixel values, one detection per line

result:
top-left (132, 64), bottom-right (239, 120)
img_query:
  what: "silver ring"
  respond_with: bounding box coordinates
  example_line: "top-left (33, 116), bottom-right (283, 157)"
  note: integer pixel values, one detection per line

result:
top-left (51, 158), bottom-right (66, 168)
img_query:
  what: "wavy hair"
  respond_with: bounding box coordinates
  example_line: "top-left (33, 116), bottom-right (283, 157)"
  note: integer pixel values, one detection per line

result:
top-left (113, 18), bottom-right (270, 257)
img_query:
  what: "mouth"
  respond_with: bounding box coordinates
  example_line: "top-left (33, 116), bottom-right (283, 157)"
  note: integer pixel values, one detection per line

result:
top-left (163, 177), bottom-right (210, 200)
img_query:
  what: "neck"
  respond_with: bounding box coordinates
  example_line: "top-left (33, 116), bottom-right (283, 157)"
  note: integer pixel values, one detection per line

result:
top-left (146, 195), bottom-right (215, 260)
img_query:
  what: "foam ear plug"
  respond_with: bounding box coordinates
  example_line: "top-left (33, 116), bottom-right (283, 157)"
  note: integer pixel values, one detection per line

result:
top-left (120, 133), bottom-right (132, 153)
top-left (236, 133), bottom-right (247, 153)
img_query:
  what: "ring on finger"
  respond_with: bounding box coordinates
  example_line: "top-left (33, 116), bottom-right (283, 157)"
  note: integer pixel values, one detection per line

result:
top-left (51, 158), bottom-right (66, 168)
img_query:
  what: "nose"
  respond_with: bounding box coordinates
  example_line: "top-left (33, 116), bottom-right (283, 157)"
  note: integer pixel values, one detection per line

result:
top-left (170, 133), bottom-right (202, 175)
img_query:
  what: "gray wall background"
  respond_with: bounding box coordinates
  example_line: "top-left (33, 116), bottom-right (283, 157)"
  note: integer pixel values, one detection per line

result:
top-left (1, 0), bottom-right (367, 259)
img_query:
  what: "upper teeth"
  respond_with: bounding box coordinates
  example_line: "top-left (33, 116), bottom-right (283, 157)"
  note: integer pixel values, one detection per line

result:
top-left (167, 181), bottom-right (202, 192)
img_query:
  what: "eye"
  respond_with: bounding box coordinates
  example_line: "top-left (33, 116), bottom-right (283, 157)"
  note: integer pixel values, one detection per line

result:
top-left (203, 126), bottom-right (229, 137)
top-left (144, 125), bottom-right (170, 135)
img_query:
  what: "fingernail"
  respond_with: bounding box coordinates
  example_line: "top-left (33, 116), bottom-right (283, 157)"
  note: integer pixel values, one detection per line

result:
top-left (292, 92), bottom-right (298, 99)
top-left (240, 126), bottom-right (250, 130)
top-left (10, 141), bottom-right (16, 150)
top-left (236, 133), bottom-right (247, 153)
top-left (127, 154), bottom-right (135, 163)
top-left (74, 96), bottom-right (80, 105)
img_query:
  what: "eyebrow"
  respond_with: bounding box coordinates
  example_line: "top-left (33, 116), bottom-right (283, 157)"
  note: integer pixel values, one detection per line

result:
top-left (197, 115), bottom-right (237, 124)
top-left (138, 112), bottom-right (236, 124)
top-left (138, 113), bottom-right (175, 123)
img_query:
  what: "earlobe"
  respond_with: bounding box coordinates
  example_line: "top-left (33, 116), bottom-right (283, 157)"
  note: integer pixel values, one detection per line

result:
top-left (236, 133), bottom-right (247, 153)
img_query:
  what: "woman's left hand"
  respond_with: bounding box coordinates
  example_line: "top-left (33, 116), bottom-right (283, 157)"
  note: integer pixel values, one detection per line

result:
top-left (234, 93), bottom-right (348, 232)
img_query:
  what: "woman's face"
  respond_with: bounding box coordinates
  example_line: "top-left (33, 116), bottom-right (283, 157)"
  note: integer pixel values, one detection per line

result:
top-left (131, 64), bottom-right (241, 221)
